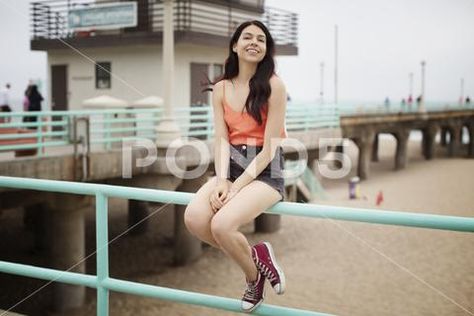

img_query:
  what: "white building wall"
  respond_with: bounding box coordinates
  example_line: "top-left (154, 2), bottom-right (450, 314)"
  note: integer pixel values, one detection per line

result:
top-left (47, 43), bottom-right (227, 111)
top-left (48, 45), bottom-right (161, 110)
top-left (175, 43), bottom-right (228, 107)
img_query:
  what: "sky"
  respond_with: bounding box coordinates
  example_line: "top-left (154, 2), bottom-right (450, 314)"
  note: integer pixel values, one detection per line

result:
top-left (0, 0), bottom-right (473, 108)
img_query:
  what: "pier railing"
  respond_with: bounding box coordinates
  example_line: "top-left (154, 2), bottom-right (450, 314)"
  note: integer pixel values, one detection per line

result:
top-left (337, 101), bottom-right (473, 116)
top-left (0, 176), bottom-right (473, 315)
top-left (0, 103), bottom-right (340, 157)
top-left (2, 100), bottom-right (473, 158)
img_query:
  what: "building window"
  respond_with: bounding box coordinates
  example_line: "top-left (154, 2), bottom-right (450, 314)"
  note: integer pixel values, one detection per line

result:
top-left (95, 62), bottom-right (111, 89)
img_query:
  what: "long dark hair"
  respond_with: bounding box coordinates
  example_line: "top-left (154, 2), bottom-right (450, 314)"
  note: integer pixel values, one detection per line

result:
top-left (29, 85), bottom-right (41, 98)
top-left (207, 20), bottom-right (276, 125)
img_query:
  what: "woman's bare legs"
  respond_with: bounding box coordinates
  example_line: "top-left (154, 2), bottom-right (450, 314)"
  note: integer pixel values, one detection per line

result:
top-left (210, 180), bottom-right (281, 281)
top-left (184, 176), bottom-right (230, 248)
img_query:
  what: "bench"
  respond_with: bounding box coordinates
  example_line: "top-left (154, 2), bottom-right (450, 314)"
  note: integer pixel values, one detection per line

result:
top-left (0, 128), bottom-right (38, 157)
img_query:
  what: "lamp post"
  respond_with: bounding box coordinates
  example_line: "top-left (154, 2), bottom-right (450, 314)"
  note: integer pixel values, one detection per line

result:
top-left (320, 62), bottom-right (324, 104)
top-left (460, 78), bottom-right (464, 106)
top-left (419, 60), bottom-right (426, 112)
top-left (334, 24), bottom-right (338, 105)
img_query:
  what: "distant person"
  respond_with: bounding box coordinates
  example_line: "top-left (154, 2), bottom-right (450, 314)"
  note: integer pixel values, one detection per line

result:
top-left (23, 83), bottom-right (32, 112)
top-left (384, 97), bottom-right (390, 111)
top-left (401, 98), bottom-right (406, 111)
top-left (416, 95), bottom-right (424, 112)
top-left (465, 96), bottom-right (470, 106)
top-left (416, 95), bottom-right (422, 105)
top-left (407, 94), bottom-right (413, 110)
top-left (0, 83), bottom-right (12, 113)
top-left (26, 85), bottom-right (43, 129)
top-left (22, 83), bottom-right (33, 123)
top-left (0, 99), bottom-right (12, 123)
top-left (0, 83), bottom-right (12, 123)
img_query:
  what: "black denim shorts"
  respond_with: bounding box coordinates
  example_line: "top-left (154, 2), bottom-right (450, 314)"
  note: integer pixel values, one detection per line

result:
top-left (227, 144), bottom-right (285, 201)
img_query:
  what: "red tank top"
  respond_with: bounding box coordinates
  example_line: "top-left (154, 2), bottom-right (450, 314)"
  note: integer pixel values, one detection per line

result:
top-left (222, 80), bottom-right (287, 146)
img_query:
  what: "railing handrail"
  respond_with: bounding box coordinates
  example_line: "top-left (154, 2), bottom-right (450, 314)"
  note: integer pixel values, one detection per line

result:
top-left (0, 104), bottom-right (340, 156)
top-left (1, 176), bottom-right (473, 232)
top-left (0, 108), bottom-right (163, 117)
top-left (0, 175), bottom-right (473, 316)
top-left (2, 100), bottom-right (472, 157)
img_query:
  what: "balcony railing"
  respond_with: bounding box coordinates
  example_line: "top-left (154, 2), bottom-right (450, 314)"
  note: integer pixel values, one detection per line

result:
top-left (30, 0), bottom-right (298, 48)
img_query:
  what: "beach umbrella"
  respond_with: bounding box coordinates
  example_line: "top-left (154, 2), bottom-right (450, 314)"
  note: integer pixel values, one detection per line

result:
top-left (82, 95), bottom-right (128, 108)
top-left (131, 95), bottom-right (164, 108)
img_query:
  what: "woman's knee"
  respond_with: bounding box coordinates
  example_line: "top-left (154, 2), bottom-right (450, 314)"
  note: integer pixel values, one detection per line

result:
top-left (184, 205), bottom-right (210, 235)
top-left (210, 213), bottom-right (234, 242)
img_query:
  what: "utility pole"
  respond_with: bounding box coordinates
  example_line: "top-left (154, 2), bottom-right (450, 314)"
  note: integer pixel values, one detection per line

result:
top-left (320, 62), bottom-right (325, 104)
top-left (419, 60), bottom-right (426, 112)
top-left (334, 24), bottom-right (338, 105)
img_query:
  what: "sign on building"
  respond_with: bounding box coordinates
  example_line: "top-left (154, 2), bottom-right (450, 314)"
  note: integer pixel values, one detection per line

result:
top-left (68, 2), bottom-right (137, 31)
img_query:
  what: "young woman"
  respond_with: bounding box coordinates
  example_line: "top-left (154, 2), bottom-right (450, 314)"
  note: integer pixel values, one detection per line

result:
top-left (184, 20), bottom-right (288, 312)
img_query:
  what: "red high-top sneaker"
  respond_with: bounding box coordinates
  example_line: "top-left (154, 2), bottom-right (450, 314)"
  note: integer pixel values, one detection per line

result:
top-left (241, 271), bottom-right (265, 313)
top-left (252, 242), bottom-right (286, 294)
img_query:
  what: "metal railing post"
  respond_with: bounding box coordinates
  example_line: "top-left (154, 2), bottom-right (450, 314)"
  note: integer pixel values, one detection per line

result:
top-left (96, 192), bottom-right (110, 316)
top-left (37, 113), bottom-right (43, 157)
top-left (105, 113), bottom-right (111, 150)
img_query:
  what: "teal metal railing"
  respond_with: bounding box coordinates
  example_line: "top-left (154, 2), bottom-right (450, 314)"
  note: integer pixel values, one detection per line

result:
top-left (0, 103), bottom-right (340, 157)
top-left (286, 103), bottom-right (339, 130)
top-left (3, 101), bottom-right (470, 157)
top-left (337, 101), bottom-right (474, 116)
top-left (0, 176), bottom-right (473, 315)
top-left (0, 108), bottom-right (164, 154)
top-left (0, 111), bottom-right (71, 157)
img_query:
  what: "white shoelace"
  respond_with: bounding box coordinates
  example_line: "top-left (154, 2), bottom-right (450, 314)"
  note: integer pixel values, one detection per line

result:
top-left (258, 261), bottom-right (277, 283)
top-left (243, 282), bottom-right (258, 301)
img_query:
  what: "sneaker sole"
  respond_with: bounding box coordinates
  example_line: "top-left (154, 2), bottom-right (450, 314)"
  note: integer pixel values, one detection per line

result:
top-left (263, 242), bottom-right (286, 295)
top-left (242, 293), bottom-right (265, 313)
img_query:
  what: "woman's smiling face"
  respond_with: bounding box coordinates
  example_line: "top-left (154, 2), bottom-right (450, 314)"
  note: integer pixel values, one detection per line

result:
top-left (233, 24), bottom-right (267, 64)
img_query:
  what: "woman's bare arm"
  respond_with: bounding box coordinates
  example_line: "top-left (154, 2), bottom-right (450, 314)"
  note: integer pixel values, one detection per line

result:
top-left (212, 81), bottom-right (231, 183)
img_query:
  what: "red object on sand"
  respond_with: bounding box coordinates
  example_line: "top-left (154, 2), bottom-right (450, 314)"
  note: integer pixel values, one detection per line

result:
top-left (376, 191), bottom-right (384, 206)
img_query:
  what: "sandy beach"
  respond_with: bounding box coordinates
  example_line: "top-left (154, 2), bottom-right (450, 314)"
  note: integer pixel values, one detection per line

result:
top-left (1, 134), bottom-right (473, 316)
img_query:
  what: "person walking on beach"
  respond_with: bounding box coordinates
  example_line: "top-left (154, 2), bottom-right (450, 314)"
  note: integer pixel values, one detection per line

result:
top-left (184, 20), bottom-right (287, 312)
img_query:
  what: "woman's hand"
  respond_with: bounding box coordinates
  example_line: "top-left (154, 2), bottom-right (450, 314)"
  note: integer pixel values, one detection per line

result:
top-left (209, 179), bottom-right (229, 213)
top-left (222, 184), bottom-right (240, 204)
